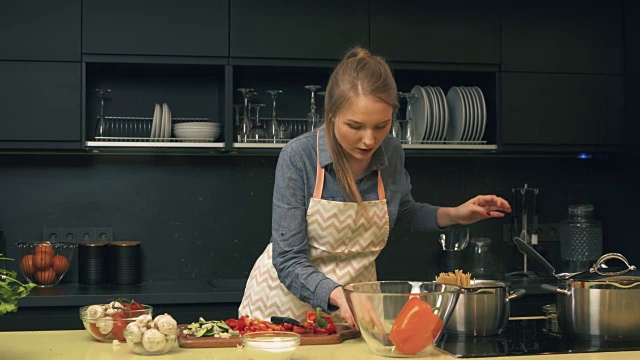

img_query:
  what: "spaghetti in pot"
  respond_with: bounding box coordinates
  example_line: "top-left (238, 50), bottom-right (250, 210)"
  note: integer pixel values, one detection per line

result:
top-left (435, 270), bottom-right (473, 288)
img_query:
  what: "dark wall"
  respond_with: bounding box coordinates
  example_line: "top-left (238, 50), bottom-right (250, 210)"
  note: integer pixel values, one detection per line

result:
top-left (1, 153), bottom-right (636, 284)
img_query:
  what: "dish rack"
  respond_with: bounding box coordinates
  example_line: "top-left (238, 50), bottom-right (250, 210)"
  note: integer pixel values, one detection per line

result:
top-left (94, 116), bottom-right (218, 143)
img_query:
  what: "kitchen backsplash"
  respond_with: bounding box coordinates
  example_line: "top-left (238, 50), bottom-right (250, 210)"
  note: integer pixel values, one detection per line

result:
top-left (0, 153), bottom-right (637, 284)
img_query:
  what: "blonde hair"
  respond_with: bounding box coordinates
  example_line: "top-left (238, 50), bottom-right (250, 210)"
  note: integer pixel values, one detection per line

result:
top-left (323, 46), bottom-right (399, 204)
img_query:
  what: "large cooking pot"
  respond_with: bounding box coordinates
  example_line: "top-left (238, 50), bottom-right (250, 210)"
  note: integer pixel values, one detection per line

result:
top-left (513, 237), bottom-right (640, 341)
top-left (445, 280), bottom-right (525, 336)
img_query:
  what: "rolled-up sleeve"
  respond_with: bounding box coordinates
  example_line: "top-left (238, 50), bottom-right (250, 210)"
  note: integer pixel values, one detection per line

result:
top-left (271, 145), bottom-right (340, 312)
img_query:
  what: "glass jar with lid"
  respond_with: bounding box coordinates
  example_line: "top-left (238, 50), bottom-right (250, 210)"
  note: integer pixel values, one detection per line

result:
top-left (559, 204), bottom-right (603, 272)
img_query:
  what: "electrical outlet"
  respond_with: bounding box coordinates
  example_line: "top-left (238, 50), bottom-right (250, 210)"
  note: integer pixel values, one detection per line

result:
top-left (503, 223), bottom-right (560, 243)
top-left (95, 227), bottom-right (113, 242)
top-left (62, 229), bottom-right (78, 242)
top-left (77, 228), bottom-right (96, 242)
top-left (43, 226), bottom-right (113, 243)
top-left (43, 227), bottom-right (63, 242)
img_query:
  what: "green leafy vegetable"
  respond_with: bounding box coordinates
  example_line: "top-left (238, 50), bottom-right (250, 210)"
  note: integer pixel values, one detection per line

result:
top-left (0, 254), bottom-right (36, 316)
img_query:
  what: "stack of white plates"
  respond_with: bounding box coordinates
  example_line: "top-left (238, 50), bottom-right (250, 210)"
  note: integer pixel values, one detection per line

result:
top-left (407, 85), bottom-right (449, 143)
top-left (445, 86), bottom-right (487, 143)
top-left (172, 122), bottom-right (221, 141)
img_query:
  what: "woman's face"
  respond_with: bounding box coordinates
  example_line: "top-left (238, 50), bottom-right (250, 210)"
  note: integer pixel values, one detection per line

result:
top-left (333, 95), bottom-right (393, 165)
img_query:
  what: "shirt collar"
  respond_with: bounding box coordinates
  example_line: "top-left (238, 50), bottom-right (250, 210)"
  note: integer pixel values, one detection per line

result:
top-left (317, 129), bottom-right (389, 170)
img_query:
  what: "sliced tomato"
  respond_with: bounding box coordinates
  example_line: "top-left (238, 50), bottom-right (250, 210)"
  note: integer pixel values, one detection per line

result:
top-left (89, 322), bottom-right (107, 339)
top-left (110, 312), bottom-right (128, 341)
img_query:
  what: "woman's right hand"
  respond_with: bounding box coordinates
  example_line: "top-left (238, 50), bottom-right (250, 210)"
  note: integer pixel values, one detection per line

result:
top-left (330, 286), bottom-right (386, 340)
top-left (329, 286), bottom-right (355, 327)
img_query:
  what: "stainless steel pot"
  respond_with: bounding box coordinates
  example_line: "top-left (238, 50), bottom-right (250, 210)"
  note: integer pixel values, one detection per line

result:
top-left (445, 280), bottom-right (525, 336)
top-left (513, 237), bottom-right (640, 341)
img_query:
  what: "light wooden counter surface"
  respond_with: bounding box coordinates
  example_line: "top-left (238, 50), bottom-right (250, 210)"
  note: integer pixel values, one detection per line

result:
top-left (1, 330), bottom-right (640, 360)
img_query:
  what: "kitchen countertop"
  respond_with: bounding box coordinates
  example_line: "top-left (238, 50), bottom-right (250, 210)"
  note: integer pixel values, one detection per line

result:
top-left (2, 330), bottom-right (639, 360)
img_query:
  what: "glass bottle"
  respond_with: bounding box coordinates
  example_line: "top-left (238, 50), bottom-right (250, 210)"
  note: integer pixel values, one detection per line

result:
top-left (559, 204), bottom-right (603, 272)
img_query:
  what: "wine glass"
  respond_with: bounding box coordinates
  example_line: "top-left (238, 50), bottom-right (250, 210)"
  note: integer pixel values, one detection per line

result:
top-left (266, 90), bottom-right (283, 143)
top-left (94, 89), bottom-right (111, 138)
top-left (317, 91), bottom-right (326, 126)
top-left (305, 85), bottom-right (322, 132)
top-left (233, 104), bottom-right (244, 142)
top-left (400, 92), bottom-right (416, 144)
top-left (249, 103), bottom-right (267, 141)
top-left (390, 92), bottom-right (403, 139)
top-left (237, 88), bottom-right (254, 143)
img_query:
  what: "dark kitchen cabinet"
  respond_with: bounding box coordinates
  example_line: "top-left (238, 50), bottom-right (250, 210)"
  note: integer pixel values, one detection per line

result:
top-left (0, 62), bottom-right (82, 148)
top-left (0, 0), bottom-right (81, 61)
top-left (82, 0), bottom-right (228, 57)
top-left (370, 0), bottom-right (500, 64)
top-left (230, 0), bottom-right (368, 60)
top-left (501, 0), bottom-right (623, 74)
top-left (501, 72), bottom-right (623, 150)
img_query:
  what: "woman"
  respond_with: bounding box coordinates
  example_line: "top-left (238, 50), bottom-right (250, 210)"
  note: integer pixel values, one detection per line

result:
top-left (239, 46), bottom-right (511, 326)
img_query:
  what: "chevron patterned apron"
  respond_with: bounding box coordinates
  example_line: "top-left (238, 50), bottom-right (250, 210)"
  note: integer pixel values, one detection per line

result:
top-left (239, 133), bottom-right (390, 321)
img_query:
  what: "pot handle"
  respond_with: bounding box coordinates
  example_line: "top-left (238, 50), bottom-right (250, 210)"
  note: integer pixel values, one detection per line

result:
top-left (505, 288), bottom-right (526, 302)
top-left (591, 253), bottom-right (637, 276)
top-left (541, 284), bottom-right (571, 296)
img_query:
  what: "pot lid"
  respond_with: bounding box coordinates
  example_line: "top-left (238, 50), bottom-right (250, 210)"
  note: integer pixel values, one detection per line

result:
top-left (565, 253), bottom-right (640, 283)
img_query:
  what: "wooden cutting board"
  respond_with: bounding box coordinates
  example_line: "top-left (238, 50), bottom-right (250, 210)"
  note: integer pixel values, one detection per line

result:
top-left (177, 324), bottom-right (361, 348)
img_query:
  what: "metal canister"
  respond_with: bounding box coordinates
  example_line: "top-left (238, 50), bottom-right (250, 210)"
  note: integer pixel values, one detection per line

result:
top-left (78, 242), bottom-right (109, 285)
top-left (108, 241), bottom-right (141, 285)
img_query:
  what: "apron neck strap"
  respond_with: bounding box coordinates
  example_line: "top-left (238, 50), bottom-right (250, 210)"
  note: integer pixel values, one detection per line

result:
top-left (312, 131), bottom-right (386, 200)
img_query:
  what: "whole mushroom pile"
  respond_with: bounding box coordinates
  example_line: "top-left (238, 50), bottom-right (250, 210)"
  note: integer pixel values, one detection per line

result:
top-left (124, 313), bottom-right (178, 354)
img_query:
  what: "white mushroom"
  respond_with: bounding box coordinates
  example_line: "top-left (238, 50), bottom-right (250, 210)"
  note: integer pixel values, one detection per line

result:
top-left (105, 301), bottom-right (123, 316)
top-left (136, 314), bottom-right (153, 330)
top-left (96, 316), bottom-right (113, 335)
top-left (84, 305), bottom-right (105, 320)
top-left (125, 322), bottom-right (143, 343)
top-left (154, 313), bottom-right (177, 336)
top-left (141, 328), bottom-right (167, 353)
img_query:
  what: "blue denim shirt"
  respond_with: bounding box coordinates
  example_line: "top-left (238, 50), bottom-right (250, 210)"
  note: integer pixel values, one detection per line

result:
top-left (271, 130), bottom-right (441, 312)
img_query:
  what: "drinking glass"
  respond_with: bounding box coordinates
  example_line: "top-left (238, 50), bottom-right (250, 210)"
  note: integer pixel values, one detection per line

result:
top-left (305, 85), bottom-right (322, 132)
top-left (249, 103), bottom-right (267, 142)
top-left (237, 88), bottom-right (254, 143)
top-left (266, 90), bottom-right (283, 143)
top-left (400, 92), bottom-right (416, 144)
top-left (438, 225), bottom-right (470, 251)
top-left (317, 91), bottom-right (326, 126)
top-left (233, 104), bottom-right (244, 142)
top-left (390, 92), bottom-right (403, 139)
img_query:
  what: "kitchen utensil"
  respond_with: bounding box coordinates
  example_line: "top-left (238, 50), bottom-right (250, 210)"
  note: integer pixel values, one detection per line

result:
top-left (270, 316), bottom-right (301, 326)
top-left (445, 280), bottom-right (526, 336)
top-left (513, 236), bottom-right (640, 340)
top-left (343, 281), bottom-right (461, 357)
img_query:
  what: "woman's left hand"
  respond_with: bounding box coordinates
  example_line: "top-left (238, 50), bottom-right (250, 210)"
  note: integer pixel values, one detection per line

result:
top-left (439, 195), bottom-right (512, 227)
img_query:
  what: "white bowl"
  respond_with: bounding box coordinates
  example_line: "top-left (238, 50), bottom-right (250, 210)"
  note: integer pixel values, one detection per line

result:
top-left (174, 129), bottom-right (220, 140)
top-left (173, 122), bottom-right (220, 128)
top-left (242, 331), bottom-right (300, 360)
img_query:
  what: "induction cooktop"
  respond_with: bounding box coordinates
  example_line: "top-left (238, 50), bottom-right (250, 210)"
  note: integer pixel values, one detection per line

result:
top-left (436, 318), bottom-right (640, 358)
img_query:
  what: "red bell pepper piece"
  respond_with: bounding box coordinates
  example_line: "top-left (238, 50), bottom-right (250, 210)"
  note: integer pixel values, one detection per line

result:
top-left (389, 297), bottom-right (443, 355)
top-left (306, 307), bottom-right (337, 335)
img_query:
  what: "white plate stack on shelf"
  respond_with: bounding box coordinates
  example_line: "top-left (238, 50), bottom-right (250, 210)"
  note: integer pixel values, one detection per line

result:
top-left (408, 85), bottom-right (448, 143)
top-left (150, 103), bottom-right (172, 140)
top-left (405, 85), bottom-right (486, 145)
top-left (173, 122), bottom-right (220, 141)
top-left (444, 86), bottom-right (487, 144)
